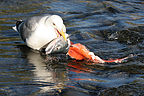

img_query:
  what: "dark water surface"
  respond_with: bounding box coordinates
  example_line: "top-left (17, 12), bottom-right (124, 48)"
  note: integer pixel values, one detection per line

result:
top-left (0, 0), bottom-right (144, 96)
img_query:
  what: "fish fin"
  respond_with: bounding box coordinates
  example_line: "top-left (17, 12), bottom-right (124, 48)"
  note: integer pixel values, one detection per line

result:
top-left (45, 39), bottom-right (57, 54)
top-left (45, 43), bottom-right (56, 54)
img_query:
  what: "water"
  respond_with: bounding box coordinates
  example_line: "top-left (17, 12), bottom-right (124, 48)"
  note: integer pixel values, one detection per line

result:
top-left (0, 0), bottom-right (144, 96)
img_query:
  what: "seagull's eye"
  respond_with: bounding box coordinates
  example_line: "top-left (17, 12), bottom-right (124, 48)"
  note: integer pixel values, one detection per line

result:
top-left (53, 23), bottom-right (55, 26)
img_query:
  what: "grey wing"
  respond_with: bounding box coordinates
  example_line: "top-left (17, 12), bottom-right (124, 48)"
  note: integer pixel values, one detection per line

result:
top-left (18, 15), bottom-right (51, 42)
top-left (18, 17), bottom-right (40, 42)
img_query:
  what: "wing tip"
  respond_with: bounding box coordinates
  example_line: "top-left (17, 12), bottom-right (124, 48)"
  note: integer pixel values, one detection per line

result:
top-left (12, 20), bottom-right (23, 32)
top-left (12, 26), bottom-right (18, 32)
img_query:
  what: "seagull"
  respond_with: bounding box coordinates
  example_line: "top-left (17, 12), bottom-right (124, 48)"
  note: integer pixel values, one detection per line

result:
top-left (13, 14), bottom-right (70, 54)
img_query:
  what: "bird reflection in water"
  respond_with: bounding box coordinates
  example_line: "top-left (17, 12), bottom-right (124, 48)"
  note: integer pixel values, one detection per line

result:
top-left (18, 45), bottom-right (68, 93)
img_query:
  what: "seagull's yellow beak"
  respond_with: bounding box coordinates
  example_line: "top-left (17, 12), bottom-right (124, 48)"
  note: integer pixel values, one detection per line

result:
top-left (58, 29), bottom-right (67, 41)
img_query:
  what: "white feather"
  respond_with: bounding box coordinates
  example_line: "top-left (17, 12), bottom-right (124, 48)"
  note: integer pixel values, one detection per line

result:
top-left (12, 26), bottom-right (18, 32)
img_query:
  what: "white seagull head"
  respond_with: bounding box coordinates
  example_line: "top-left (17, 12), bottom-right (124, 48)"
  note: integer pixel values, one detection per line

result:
top-left (47, 15), bottom-right (67, 41)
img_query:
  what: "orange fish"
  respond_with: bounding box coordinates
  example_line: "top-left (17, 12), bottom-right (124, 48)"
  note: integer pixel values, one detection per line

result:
top-left (68, 42), bottom-right (129, 64)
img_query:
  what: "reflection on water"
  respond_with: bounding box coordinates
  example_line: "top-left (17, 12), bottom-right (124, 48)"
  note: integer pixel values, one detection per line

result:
top-left (18, 46), bottom-right (141, 95)
top-left (0, 0), bottom-right (144, 95)
top-left (21, 46), bottom-right (66, 93)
